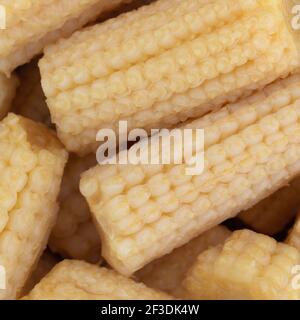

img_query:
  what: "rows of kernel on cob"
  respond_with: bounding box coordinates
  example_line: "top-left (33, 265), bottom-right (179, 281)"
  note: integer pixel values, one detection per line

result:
top-left (2, 0), bottom-right (300, 300)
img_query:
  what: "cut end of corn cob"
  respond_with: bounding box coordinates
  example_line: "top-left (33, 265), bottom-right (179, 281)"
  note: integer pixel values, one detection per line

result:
top-left (40, 0), bottom-right (300, 155)
top-left (0, 73), bottom-right (18, 120)
top-left (286, 211), bottom-right (300, 250)
top-left (49, 154), bottom-right (101, 264)
top-left (12, 59), bottom-right (51, 127)
top-left (0, 0), bottom-right (134, 74)
top-left (22, 260), bottom-right (173, 300)
top-left (81, 73), bottom-right (300, 275)
top-left (238, 176), bottom-right (300, 235)
top-left (135, 225), bottom-right (231, 297)
top-left (183, 229), bottom-right (300, 300)
top-left (0, 113), bottom-right (68, 299)
top-left (21, 250), bottom-right (59, 297)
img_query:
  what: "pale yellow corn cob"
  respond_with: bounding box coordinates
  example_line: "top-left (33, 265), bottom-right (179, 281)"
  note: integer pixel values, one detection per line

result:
top-left (40, 0), bottom-right (300, 155)
top-left (238, 176), bottom-right (300, 235)
top-left (0, 0), bottom-right (134, 74)
top-left (12, 59), bottom-right (51, 127)
top-left (81, 74), bottom-right (300, 276)
top-left (0, 73), bottom-right (18, 120)
top-left (23, 260), bottom-right (173, 300)
top-left (135, 225), bottom-right (231, 296)
top-left (0, 113), bottom-right (68, 299)
top-left (183, 229), bottom-right (300, 300)
top-left (286, 212), bottom-right (300, 250)
top-left (49, 154), bottom-right (101, 263)
top-left (21, 250), bottom-right (59, 296)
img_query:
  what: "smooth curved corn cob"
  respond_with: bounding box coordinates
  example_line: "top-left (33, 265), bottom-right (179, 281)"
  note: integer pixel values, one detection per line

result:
top-left (23, 260), bottom-right (173, 300)
top-left (40, 0), bottom-right (300, 155)
top-left (0, 113), bottom-right (68, 299)
top-left (21, 250), bottom-right (59, 297)
top-left (81, 74), bottom-right (300, 275)
top-left (238, 176), bottom-right (300, 235)
top-left (49, 154), bottom-right (101, 263)
top-left (12, 59), bottom-right (51, 127)
top-left (135, 225), bottom-right (231, 296)
top-left (286, 212), bottom-right (300, 250)
top-left (0, 73), bottom-right (18, 120)
top-left (0, 0), bottom-right (134, 75)
top-left (183, 229), bottom-right (300, 300)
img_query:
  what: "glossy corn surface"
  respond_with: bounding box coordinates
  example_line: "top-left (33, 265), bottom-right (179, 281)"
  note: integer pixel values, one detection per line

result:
top-left (40, 0), bottom-right (300, 155)
top-left (0, 113), bottom-right (67, 299)
top-left (183, 229), bottom-right (300, 300)
top-left (80, 74), bottom-right (300, 275)
top-left (23, 260), bottom-right (173, 300)
top-left (0, 0), bottom-right (133, 74)
top-left (135, 225), bottom-right (231, 296)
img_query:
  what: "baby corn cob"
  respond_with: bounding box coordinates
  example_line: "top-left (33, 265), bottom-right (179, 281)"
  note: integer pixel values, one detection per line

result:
top-left (238, 176), bottom-right (300, 235)
top-left (12, 59), bottom-right (51, 127)
top-left (40, 0), bottom-right (300, 155)
top-left (135, 225), bottom-right (231, 296)
top-left (81, 74), bottom-right (300, 275)
top-left (286, 212), bottom-right (300, 250)
top-left (0, 73), bottom-right (18, 120)
top-left (21, 250), bottom-right (59, 296)
top-left (23, 260), bottom-right (173, 300)
top-left (0, 113), bottom-right (68, 299)
top-left (183, 229), bottom-right (300, 300)
top-left (0, 0), bottom-right (134, 74)
top-left (49, 154), bottom-right (101, 263)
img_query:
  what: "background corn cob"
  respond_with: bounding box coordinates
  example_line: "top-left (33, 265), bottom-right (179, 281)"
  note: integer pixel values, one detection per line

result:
top-left (183, 229), bottom-right (300, 300)
top-left (0, 0), bottom-right (134, 75)
top-left (0, 73), bottom-right (18, 120)
top-left (135, 225), bottom-right (231, 296)
top-left (40, 0), bottom-right (300, 155)
top-left (0, 113), bottom-right (68, 299)
top-left (286, 212), bottom-right (300, 250)
top-left (23, 260), bottom-right (173, 300)
top-left (21, 250), bottom-right (59, 297)
top-left (12, 59), bottom-right (51, 127)
top-left (81, 74), bottom-right (300, 275)
top-left (238, 176), bottom-right (300, 235)
top-left (49, 154), bottom-right (101, 264)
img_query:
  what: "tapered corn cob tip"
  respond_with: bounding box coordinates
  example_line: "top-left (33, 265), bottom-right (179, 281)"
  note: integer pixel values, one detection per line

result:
top-left (135, 226), bottom-right (231, 296)
top-left (0, 0), bottom-right (135, 74)
top-left (49, 154), bottom-right (101, 263)
top-left (40, 0), bottom-right (300, 155)
top-left (183, 229), bottom-right (300, 300)
top-left (238, 176), bottom-right (300, 235)
top-left (286, 211), bottom-right (300, 250)
top-left (80, 73), bottom-right (300, 276)
top-left (0, 73), bottom-right (18, 120)
top-left (0, 113), bottom-right (68, 299)
top-left (22, 260), bottom-right (173, 300)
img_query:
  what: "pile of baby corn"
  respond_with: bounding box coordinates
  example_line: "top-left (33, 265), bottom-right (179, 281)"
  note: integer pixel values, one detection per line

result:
top-left (2, 0), bottom-right (300, 300)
